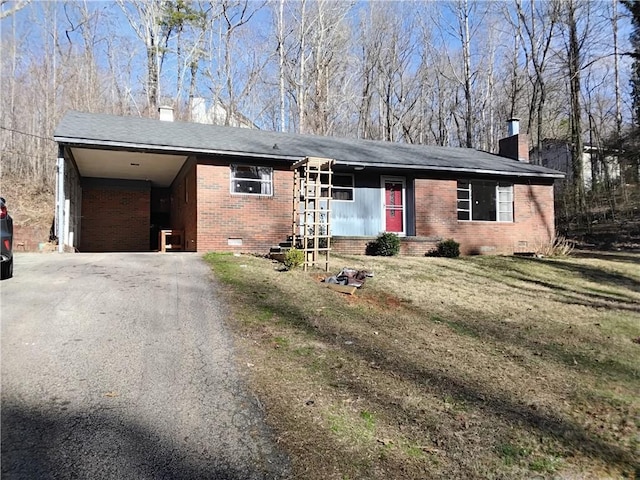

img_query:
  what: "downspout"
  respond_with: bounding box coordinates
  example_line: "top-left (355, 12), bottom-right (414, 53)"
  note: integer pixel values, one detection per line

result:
top-left (56, 145), bottom-right (65, 253)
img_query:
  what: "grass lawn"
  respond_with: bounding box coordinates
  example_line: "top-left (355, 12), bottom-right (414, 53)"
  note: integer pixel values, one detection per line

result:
top-left (204, 251), bottom-right (640, 479)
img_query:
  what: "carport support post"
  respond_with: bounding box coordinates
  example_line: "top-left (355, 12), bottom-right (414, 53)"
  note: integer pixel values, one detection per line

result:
top-left (56, 146), bottom-right (65, 253)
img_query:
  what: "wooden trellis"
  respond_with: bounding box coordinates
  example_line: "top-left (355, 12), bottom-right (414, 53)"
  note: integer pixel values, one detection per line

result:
top-left (291, 157), bottom-right (334, 271)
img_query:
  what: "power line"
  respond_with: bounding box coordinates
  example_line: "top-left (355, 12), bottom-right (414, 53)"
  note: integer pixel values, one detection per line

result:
top-left (1, 149), bottom-right (53, 160)
top-left (0, 126), bottom-right (54, 142)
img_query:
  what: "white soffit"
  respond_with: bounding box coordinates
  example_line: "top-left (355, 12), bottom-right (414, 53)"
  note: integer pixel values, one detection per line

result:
top-left (71, 148), bottom-right (188, 187)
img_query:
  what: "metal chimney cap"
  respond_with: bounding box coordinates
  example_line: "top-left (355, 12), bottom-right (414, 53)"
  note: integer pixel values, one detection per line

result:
top-left (159, 105), bottom-right (174, 122)
top-left (507, 118), bottom-right (520, 136)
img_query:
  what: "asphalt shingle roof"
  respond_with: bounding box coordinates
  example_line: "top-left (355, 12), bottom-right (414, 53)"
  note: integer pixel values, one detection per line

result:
top-left (54, 111), bottom-right (563, 179)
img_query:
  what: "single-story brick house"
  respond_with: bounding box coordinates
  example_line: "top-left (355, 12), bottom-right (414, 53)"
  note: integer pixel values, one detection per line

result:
top-left (53, 110), bottom-right (563, 255)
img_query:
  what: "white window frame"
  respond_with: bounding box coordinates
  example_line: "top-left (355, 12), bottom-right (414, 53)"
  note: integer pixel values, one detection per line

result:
top-left (457, 180), bottom-right (513, 223)
top-left (230, 165), bottom-right (273, 196)
top-left (331, 173), bottom-right (355, 202)
top-left (497, 183), bottom-right (514, 222)
top-left (457, 181), bottom-right (471, 221)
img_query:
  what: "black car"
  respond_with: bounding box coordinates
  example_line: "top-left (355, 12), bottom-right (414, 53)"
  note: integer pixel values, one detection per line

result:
top-left (1, 197), bottom-right (13, 279)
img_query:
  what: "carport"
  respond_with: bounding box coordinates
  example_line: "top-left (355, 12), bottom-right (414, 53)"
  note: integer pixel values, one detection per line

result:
top-left (54, 108), bottom-right (195, 253)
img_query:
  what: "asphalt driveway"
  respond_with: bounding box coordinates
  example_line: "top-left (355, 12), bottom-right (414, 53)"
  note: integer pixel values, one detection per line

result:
top-left (1, 253), bottom-right (289, 479)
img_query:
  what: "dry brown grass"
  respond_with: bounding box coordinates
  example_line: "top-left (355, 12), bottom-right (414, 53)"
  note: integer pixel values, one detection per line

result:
top-left (205, 251), bottom-right (640, 479)
top-left (0, 173), bottom-right (55, 227)
top-left (534, 235), bottom-right (575, 257)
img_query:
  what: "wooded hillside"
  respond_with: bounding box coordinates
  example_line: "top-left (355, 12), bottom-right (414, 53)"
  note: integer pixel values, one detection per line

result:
top-left (1, 0), bottom-right (638, 243)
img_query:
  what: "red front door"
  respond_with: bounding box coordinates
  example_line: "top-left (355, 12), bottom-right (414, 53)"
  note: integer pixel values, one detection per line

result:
top-left (384, 180), bottom-right (404, 233)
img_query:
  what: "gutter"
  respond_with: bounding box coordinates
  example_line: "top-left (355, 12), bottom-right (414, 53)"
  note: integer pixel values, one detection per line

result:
top-left (336, 161), bottom-right (565, 179)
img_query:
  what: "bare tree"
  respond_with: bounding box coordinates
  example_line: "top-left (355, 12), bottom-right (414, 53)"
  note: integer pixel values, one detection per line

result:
top-left (431, 0), bottom-right (489, 148)
top-left (116, 0), bottom-right (173, 115)
top-left (219, 0), bottom-right (264, 125)
top-left (507, 0), bottom-right (560, 160)
top-left (563, 0), bottom-right (586, 211)
top-left (0, 0), bottom-right (30, 20)
top-left (354, 3), bottom-right (383, 140)
top-left (276, 0), bottom-right (286, 131)
top-left (611, 0), bottom-right (623, 140)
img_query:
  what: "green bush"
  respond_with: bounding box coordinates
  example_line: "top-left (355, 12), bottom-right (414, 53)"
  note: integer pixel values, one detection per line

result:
top-left (283, 247), bottom-right (305, 270)
top-left (429, 238), bottom-right (460, 258)
top-left (366, 232), bottom-right (400, 256)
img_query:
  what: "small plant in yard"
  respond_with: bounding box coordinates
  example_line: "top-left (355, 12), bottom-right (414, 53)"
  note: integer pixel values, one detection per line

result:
top-left (283, 247), bottom-right (304, 270)
top-left (534, 236), bottom-right (574, 257)
top-left (366, 232), bottom-right (400, 256)
top-left (359, 410), bottom-right (376, 431)
top-left (529, 456), bottom-right (562, 473)
top-left (426, 238), bottom-right (460, 257)
top-left (496, 442), bottom-right (530, 466)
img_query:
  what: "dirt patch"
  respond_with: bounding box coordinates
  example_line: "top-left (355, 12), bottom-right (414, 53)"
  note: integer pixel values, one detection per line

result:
top-left (345, 290), bottom-right (404, 309)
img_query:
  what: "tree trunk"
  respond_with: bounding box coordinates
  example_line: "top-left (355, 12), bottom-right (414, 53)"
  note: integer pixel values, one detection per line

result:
top-left (613, 0), bottom-right (622, 139)
top-left (278, 0), bottom-right (286, 132)
top-left (567, 0), bottom-right (585, 213)
top-left (461, 0), bottom-right (473, 148)
top-left (298, 0), bottom-right (306, 134)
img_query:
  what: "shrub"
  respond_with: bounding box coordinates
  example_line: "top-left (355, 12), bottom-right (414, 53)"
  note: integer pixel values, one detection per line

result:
top-left (427, 239), bottom-right (460, 258)
top-left (534, 236), bottom-right (574, 257)
top-left (366, 232), bottom-right (400, 256)
top-left (283, 247), bottom-right (305, 270)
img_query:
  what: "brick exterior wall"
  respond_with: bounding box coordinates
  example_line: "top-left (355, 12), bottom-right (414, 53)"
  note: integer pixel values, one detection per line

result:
top-left (331, 179), bottom-right (554, 256)
top-left (80, 186), bottom-right (150, 252)
top-left (170, 159), bottom-right (198, 251)
top-left (330, 237), bottom-right (371, 255)
top-left (193, 163), bottom-right (555, 256)
top-left (12, 225), bottom-right (51, 252)
top-left (331, 236), bottom-right (439, 256)
top-left (413, 179), bottom-right (554, 255)
top-left (196, 161), bottom-right (294, 253)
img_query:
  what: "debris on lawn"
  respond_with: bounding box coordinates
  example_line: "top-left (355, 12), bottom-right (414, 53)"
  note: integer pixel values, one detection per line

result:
top-left (326, 284), bottom-right (358, 295)
top-left (322, 268), bottom-right (374, 295)
top-left (323, 268), bottom-right (373, 288)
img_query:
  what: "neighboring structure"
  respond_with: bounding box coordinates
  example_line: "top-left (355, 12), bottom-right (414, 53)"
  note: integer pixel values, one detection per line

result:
top-left (189, 97), bottom-right (256, 129)
top-left (531, 139), bottom-right (620, 191)
top-left (53, 112), bottom-right (563, 256)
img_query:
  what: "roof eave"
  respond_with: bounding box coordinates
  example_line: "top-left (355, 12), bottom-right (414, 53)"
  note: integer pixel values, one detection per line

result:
top-left (54, 136), bottom-right (304, 162)
top-left (338, 160), bottom-right (565, 179)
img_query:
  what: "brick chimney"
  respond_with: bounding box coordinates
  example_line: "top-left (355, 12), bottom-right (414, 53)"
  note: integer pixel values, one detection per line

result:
top-left (498, 118), bottom-right (529, 163)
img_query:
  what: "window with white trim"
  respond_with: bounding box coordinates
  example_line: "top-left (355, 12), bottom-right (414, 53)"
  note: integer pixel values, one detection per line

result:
top-left (230, 165), bottom-right (273, 195)
top-left (332, 173), bottom-right (354, 201)
top-left (457, 180), bottom-right (513, 222)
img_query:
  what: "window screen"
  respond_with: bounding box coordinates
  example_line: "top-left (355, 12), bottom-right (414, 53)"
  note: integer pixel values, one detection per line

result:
top-left (332, 174), bottom-right (354, 201)
top-left (230, 165), bottom-right (273, 196)
top-left (457, 180), bottom-right (513, 222)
